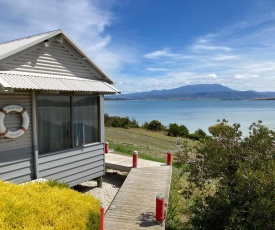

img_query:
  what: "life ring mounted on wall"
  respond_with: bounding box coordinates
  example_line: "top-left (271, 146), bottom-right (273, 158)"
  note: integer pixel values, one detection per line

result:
top-left (0, 105), bottom-right (29, 139)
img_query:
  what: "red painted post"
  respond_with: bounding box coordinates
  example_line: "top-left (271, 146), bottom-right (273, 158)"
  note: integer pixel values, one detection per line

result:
top-left (166, 151), bottom-right (172, 165)
top-left (104, 142), bottom-right (109, 154)
top-left (156, 193), bottom-right (165, 224)
top-left (100, 203), bottom-right (104, 230)
top-left (132, 151), bottom-right (138, 168)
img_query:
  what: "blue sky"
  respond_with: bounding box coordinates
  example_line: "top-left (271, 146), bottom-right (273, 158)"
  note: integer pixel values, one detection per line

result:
top-left (1, 0), bottom-right (275, 93)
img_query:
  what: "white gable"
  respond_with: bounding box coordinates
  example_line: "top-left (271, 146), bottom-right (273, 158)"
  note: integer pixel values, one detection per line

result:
top-left (0, 40), bottom-right (98, 80)
top-left (0, 30), bottom-right (113, 84)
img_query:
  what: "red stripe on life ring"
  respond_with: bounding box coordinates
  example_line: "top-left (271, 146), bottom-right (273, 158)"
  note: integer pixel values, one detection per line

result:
top-left (21, 127), bottom-right (27, 133)
top-left (0, 108), bottom-right (7, 115)
top-left (0, 129), bottom-right (8, 136)
top-left (19, 108), bottom-right (26, 115)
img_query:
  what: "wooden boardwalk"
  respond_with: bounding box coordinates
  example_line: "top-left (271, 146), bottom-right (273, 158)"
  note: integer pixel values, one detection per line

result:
top-left (105, 153), bottom-right (172, 229)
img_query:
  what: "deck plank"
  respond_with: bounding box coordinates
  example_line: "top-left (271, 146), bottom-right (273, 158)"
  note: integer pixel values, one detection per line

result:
top-left (105, 153), bottom-right (172, 229)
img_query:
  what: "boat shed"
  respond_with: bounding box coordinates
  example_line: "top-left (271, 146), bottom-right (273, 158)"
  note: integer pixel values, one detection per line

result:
top-left (0, 29), bottom-right (120, 186)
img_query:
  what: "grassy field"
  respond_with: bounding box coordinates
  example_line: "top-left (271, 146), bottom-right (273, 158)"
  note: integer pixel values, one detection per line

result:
top-left (105, 127), bottom-right (186, 162)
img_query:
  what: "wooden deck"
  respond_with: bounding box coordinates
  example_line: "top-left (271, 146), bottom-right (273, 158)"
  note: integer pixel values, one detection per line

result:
top-left (104, 153), bottom-right (172, 229)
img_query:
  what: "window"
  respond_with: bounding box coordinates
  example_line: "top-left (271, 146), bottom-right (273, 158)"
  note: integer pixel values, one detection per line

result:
top-left (37, 95), bottom-right (100, 155)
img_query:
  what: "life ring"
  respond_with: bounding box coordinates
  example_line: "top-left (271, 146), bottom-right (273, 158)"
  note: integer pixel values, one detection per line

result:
top-left (0, 105), bottom-right (29, 139)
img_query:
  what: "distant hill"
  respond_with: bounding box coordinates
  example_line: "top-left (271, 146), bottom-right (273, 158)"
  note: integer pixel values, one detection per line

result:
top-left (107, 84), bottom-right (275, 100)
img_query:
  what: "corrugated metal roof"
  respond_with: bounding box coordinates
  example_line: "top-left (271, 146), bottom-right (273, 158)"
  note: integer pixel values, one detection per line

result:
top-left (0, 73), bottom-right (120, 94)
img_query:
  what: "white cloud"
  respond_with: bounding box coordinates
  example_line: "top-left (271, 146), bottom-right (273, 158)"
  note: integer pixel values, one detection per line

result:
top-left (146, 68), bottom-right (168, 72)
top-left (144, 48), bottom-right (178, 59)
top-left (207, 73), bottom-right (218, 79)
top-left (234, 74), bottom-right (260, 79)
top-left (212, 55), bottom-right (240, 61)
top-left (191, 44), bottom-right (232, 52)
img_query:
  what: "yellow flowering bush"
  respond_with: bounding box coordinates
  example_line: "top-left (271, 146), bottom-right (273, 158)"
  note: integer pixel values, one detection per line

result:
top-left (0, 180), bottom-right (100, 230)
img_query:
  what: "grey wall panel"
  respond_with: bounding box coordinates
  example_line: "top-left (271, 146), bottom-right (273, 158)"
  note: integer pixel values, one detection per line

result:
top-left (0, 91), bottom-right (34, 183)
top-left (1, 166), bottom-right (34, 181)
top-left (69, 171), bottom-right (104, 188)
top-left (39, 144), bottom-right (103, 163)
top-left (38, 143), bottom-right (105, 186)
top-left (42, 164), bottom-right (104, 180)
top-left (0, 91), bottom-right (33, 151)
top-left (39, 154), bottom-right (103, 171)
top-left (8, 174), bottom-right (34, 184)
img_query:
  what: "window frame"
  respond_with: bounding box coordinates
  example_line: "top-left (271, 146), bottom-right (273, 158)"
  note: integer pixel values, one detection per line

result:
top-left (36, 94), bottom-right (101, 155)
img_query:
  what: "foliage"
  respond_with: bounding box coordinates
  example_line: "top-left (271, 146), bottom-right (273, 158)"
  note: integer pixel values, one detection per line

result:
top-left (194, 128), bottom-right (206, 137)
top-left (0, 181), bottom-right (100, 230)
top-left (187, 128), bottom-right (207, 140)
top-left (145, 119), bottom-right (165, 131)
top-left (104, 113), bottom-right (139, 128)
top-left (167, 123), bottom-right (189, 137)
top-left (177, 119), bottom-right (275, 229)
top-left (46, 179), bottom-right (70, 189)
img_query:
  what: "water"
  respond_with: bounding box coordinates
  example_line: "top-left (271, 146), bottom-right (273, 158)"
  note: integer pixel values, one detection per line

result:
top-left (104, 100), bottom-right (275, 135)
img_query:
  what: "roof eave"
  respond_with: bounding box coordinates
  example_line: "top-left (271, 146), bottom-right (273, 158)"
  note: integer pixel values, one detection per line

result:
top-left (60, 31), bottom-right (114, 84)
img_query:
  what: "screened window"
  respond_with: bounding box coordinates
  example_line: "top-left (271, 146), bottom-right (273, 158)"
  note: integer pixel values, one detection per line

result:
top-left (37, 95), bottom-right (100, 155)
top-left (73, 96), bottom-right (99, 147)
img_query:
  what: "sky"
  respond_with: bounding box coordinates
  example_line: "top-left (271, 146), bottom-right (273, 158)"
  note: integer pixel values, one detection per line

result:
top-left (1, 0), bottom-right (275, 93)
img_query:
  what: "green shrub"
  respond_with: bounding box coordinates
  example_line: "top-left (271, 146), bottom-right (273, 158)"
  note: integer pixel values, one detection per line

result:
top-left (0, 181), bottom-right (100, 230)
top-left (176, 120), bottom-right (275, 229)
top-left (167, 123), bottom-right (189, 137)
top-left (146, 120), bottom-right (164, 131)
top-left (104, 113), bottom-right (139, 128)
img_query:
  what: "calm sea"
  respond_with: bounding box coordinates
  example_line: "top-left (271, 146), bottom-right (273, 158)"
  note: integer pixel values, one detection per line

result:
top-left (104, 100), bottom-right (275, 135)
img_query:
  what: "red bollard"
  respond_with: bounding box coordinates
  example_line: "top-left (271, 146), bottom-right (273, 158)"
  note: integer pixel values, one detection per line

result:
top-left (104, 142), bottom-right (109, 154)
top-left (100, 204), bottom-right (104, 230)
top-left (166, 151), bottom-right (172, 165)
top-left (156, 193), bottom-right (165, 224)
top-left (133, 151), bottom-right (138, 168)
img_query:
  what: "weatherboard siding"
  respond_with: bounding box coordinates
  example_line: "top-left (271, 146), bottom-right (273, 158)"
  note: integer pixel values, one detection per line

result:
top-left (38, 143), bottom-right (105, 187)
top-left (0, 40), bottom-right (99, 80)
top-left (0, 90), bottom-right (34, 183)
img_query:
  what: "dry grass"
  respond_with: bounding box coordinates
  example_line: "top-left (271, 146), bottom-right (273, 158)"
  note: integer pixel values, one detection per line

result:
top-left (105, 127), bottom-right (185, 161)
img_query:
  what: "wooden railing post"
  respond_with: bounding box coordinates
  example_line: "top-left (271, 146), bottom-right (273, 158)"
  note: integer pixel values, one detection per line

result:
top-left (155, 193), bottom-right (165, 224)
top-left (133, 151), bottom-right (138, 168)
top-left (166, 151), bottom-right (172, 165)
top-left (100, 203), bottom-right (104, 230)
top-left (104, 142), bottom-right (109, 154)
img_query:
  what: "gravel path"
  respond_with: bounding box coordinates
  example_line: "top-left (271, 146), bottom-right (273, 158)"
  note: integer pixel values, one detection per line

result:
top-left (73, 169), bottom-right (127, 211)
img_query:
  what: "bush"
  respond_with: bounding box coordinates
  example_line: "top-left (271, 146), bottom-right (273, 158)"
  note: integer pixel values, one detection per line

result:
top-left (0, 181), bottom-right (100, 229)
top-left (167, 123), bottom-right (189, 137)
top-left (177, 120), bottom-right (275, 229)
top-left (104, 113), bottom-right (139, 128)
top-left (146, 120), bottom-right (164, 131)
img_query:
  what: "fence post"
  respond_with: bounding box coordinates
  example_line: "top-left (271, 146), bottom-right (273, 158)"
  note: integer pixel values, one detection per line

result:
top-left (97, 177), bottom-right (103, 188)
top-left (104, 142), bottom-right (109, 154)
top-left (176, 137), bottom-right (180, 145)
top-left (133, 151), bottom-right (138, 168)
top-left (156, 193), bottom-right (165, 224)
top-left (166, 151), bottom-right (172, 165)
top-left (100, 203), bottom-right (104, 230)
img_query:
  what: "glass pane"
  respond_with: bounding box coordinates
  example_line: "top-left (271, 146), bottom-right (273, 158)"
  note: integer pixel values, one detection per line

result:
top-left (37, 96), bottom-right (71, 154)
top-left (73, 96), bottom-right (99, 147)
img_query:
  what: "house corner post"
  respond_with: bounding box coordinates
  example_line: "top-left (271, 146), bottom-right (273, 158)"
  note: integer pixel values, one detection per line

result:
top-left (32, 90), bottom-right (39, 179)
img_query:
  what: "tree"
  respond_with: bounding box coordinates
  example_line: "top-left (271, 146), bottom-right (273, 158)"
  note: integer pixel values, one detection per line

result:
top-left (194, 128), bottom-right (207, 138)
top-left (167, 123), bottom-right (189, 137)
top-left (146, 120), bottom-right (164, 131)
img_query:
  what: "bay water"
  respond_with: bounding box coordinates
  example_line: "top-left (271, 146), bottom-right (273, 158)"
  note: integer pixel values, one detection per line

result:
top-left (104, 100), bottom-right (275, 136)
